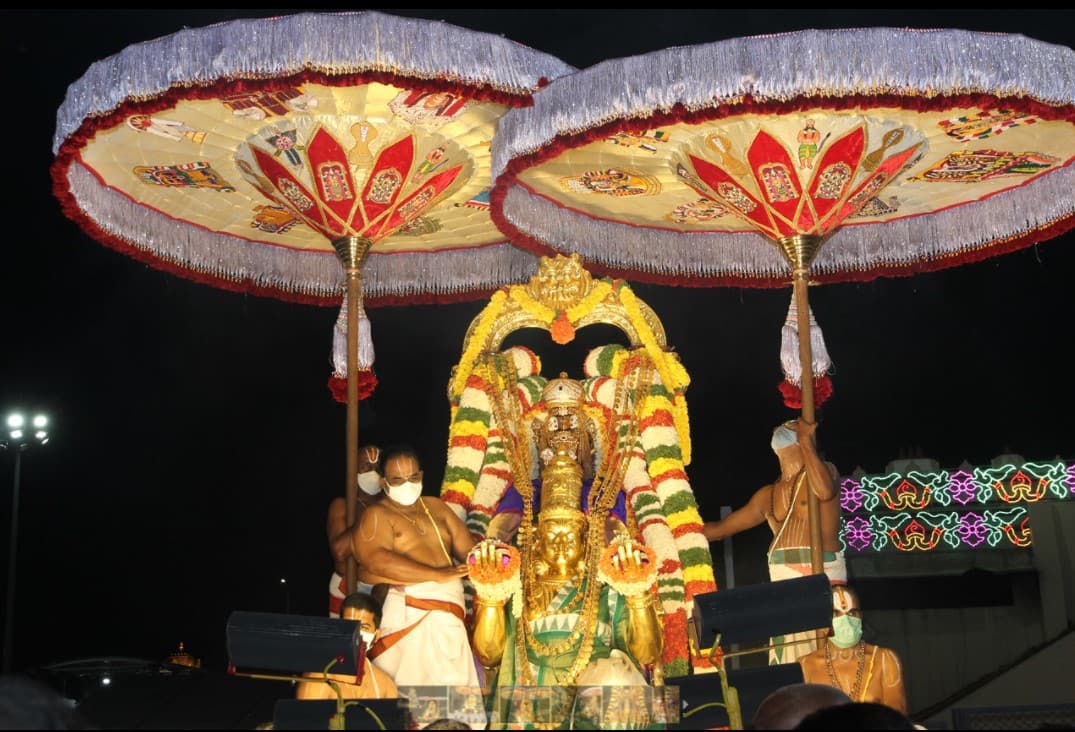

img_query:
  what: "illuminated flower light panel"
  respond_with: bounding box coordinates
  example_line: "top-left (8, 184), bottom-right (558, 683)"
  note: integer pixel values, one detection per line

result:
top-left (838, 459), bottom-right (1072, 553)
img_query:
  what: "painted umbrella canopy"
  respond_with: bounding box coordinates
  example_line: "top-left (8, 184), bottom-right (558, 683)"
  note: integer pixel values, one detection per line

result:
top-left (490, 26), bottom-right (1075, 577)
top-left (53, 11), bottom-right (575, 306)
top-left (51, 10), bottom-right (575, 593)
top-left (492, 27), bottom-right (1075, 289)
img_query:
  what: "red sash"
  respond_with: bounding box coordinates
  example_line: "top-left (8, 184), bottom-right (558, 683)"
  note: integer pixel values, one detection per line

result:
top-left (367, 594), bottom-right (465, 660)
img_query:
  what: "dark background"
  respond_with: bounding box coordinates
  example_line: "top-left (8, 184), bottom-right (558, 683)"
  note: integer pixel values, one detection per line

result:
top-left (2, 9), bottom-right (1073, 673)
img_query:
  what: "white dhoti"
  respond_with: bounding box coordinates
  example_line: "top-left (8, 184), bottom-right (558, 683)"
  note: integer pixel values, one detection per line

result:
top-left (328, 572), bottom-right (347, 618)
top-left (370, 580), bottom-right (480, 688)
top-left (767, 547), bottom-right (847, 665)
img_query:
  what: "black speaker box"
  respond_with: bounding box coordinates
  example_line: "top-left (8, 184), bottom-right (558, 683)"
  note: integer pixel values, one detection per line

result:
top-left (226, 611), bottom-right (363, 676)
top-left (691, 573), bottom-right (833, 648)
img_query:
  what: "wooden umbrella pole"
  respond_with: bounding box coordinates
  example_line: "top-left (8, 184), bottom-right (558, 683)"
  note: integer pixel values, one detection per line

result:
top-left (780, 234), bottom-right (828, 649)
top-left (333, 236), bottom-right (374, 596)
top-left (778, 236), bottom-right (825, 577)
top-left (793, 270), bottom-right (825, 577)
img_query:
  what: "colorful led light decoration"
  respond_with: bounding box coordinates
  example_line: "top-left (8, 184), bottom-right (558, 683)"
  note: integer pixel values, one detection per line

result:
top-left (838, 458), bottom-right (1071, 553)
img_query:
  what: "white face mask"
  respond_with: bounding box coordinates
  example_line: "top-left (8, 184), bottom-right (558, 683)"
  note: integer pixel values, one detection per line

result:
top-left (357, 470), bottom-right (382, 495)
top-left (771, 424), bottom-right (798, 452)
top-left (831, 614), bottom-right (863, 648)
top-left (387, 481), bottom-right (422, 507)
top-left (359, 630), bottom-right (376, 653)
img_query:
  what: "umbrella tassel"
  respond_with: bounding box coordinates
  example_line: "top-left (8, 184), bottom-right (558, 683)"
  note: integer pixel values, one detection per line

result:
top-left (357, 310), bottom-right (375, 369)
top-left (328, 295), bottom-right (377, 403)
top-left (778, 294), bottom-right (833, 409)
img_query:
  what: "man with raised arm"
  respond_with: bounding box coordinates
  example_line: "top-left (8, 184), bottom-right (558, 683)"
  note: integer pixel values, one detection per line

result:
top-left (702, 418), bottom-right (845, 662)
top-left (326, 444), bottom-right (382, 617)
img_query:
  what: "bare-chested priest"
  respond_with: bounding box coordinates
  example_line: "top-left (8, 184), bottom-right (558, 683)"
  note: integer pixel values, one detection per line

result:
top-left (702, 418), bottom-right (845, 663)
top-left (352, 444), bottom-right (480, 688)
top-left (799, 585), bottom-right (908, 714)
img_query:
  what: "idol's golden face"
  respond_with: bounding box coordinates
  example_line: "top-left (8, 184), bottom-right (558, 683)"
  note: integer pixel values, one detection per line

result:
top-left (537, 519), bottom-right (585, 572)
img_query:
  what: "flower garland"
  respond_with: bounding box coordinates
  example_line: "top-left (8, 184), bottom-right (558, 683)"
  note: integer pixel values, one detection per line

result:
top-left (778, 374), bottom-right (834, 410)
top-left (510, 279), bottom-right (613, 344)
top-left (445, 353), bottom-right (543, 518)
top-left (622, 458), bottom-right (682, 598)
top-left (465, 360), bottom-right (540, 535)
top-left (605, 348), bottom-right (711, 603)
top-left (449, 289), bottom-right (507, 404)
top-left (661, 609), bottom-right (694, 674)
top-left (327, 370), bottom-right (378, 402)
top-left (621, 404), bottom-right (692, 675)
top-left (584, 345), bottom-right (630, 381)
top-left (584, 347), bottom-right (693, 676)
top-left (467, 540), bottom-right (523, 617)
top-left (442, 374), bottom-right (493, 521)
top-left (596, 538), bottom-right (658, 598)
top-left (618, 285), bottom-right (692, 465)
top-left (638, 383), bottom-right (715, 602)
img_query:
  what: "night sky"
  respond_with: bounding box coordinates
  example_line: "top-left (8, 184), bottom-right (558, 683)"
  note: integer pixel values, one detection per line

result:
top-left (2, 9), bottom-right (1073, 673)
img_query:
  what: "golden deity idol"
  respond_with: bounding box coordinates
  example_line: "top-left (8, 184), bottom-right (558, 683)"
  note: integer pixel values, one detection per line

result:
top-left (469, 374), bottom-right (662, 728)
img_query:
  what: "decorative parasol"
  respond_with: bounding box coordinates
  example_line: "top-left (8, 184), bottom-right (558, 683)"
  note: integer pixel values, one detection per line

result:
top-left (51, 10), bottom-right (575, 593)
top-left (490, 27), bottom-right (1075, 577)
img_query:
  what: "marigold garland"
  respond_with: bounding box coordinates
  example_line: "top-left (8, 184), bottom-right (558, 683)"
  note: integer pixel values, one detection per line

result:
top-left (443, 374), bottom-right (515, 523)
top-left (511, 278), bottom-right (613, 328)
top-left (634, 374), bottom-right (715, 616)
top-left (639, 386), bottom-right (714, 596)
top-left (661, 609), bottom-right (692, 677)
top-left (565, 280), bottom-right (613, 321)
top-left (624, 467), bottom-right (680, 597)
top-left (618, 287), bottom-right (688, 389)
top-left (450, 289), bottom-right (507, 402)
top-left (509, 286), bottom-right (554, 323)
top-left (467, 540), bottom-right (522, 615)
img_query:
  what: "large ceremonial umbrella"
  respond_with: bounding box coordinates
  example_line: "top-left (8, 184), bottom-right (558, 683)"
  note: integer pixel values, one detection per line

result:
top-left (490, 27), bottom-right (1075, 575)
top-left (51, 10), bottom-right (574, 592)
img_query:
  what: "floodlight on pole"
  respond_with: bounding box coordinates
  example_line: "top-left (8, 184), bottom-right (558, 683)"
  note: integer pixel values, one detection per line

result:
top-left (3, 410), bottom-right (51, 674)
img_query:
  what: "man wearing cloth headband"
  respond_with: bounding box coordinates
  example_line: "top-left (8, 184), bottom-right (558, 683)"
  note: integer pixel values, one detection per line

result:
top-left (702, 418), bottom-right (845, 663)
top-left (799, 585), bottom-right (908, 715)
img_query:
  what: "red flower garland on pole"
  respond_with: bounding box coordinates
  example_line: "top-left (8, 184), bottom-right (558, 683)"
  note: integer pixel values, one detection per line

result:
top-left (328, 370), bottom-right (378, 403)
top-left (778, 375), bottom-right (833, 410)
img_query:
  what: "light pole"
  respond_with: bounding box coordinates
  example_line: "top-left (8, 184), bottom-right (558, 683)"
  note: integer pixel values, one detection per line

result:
top-left (3, 411), bottom-right (49, 674)
top-left (280, 577), bottom-right (290, 614)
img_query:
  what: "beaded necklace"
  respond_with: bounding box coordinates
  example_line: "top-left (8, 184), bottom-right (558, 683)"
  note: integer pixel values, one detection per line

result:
top-left (824, 640), bottom-right (866, 700)
top-left (384, 497), bottom-right (427, 536)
